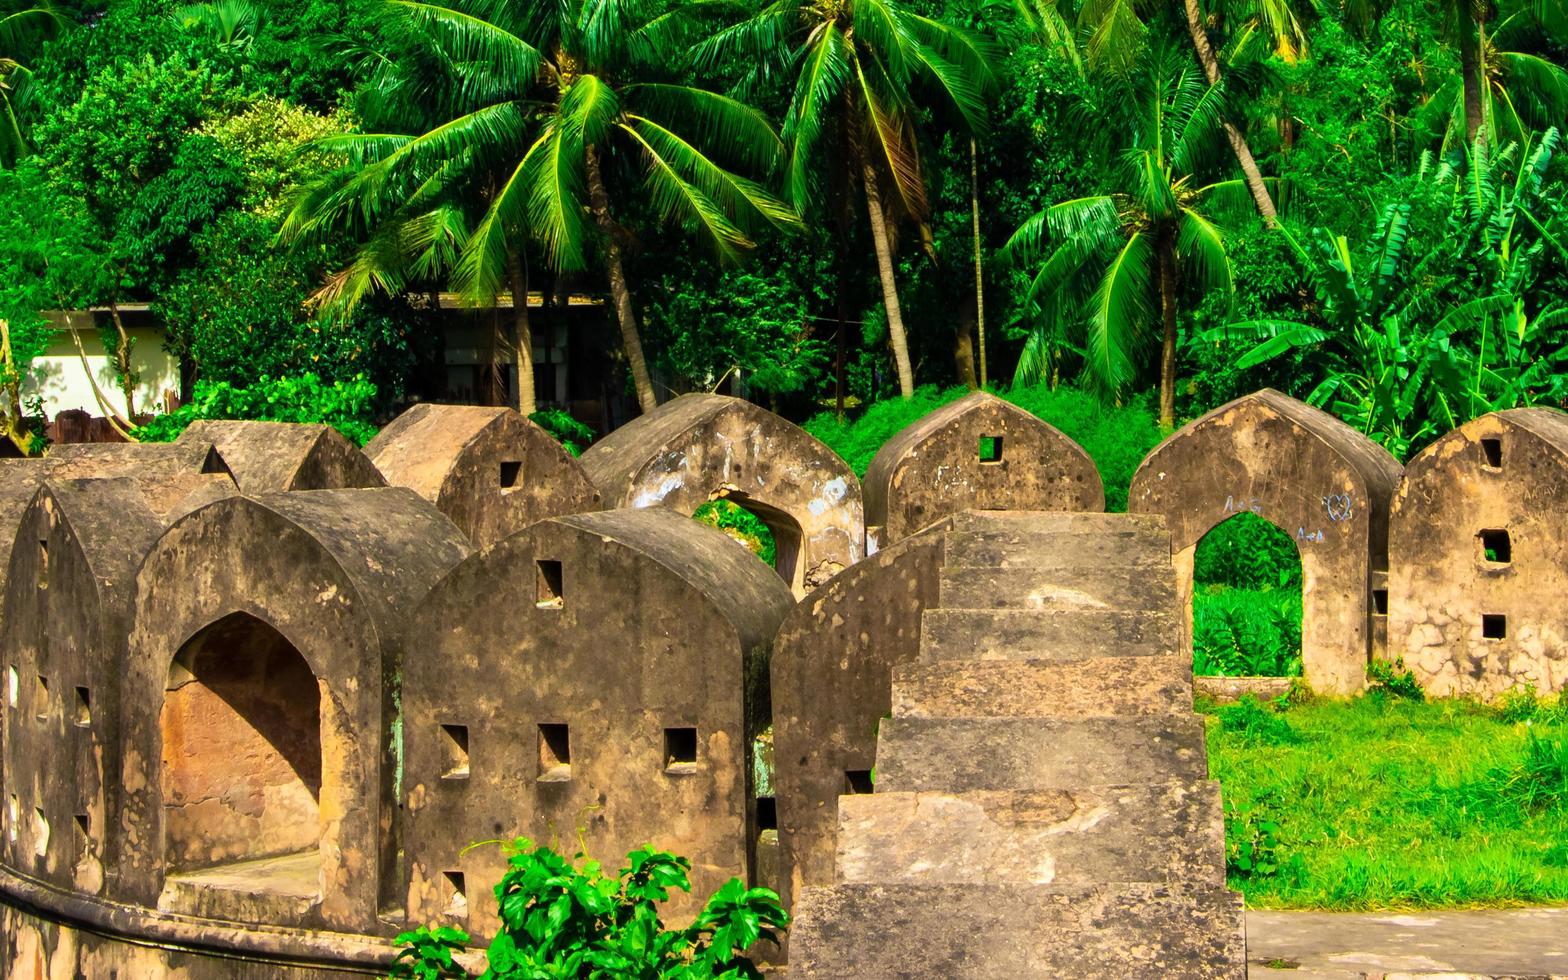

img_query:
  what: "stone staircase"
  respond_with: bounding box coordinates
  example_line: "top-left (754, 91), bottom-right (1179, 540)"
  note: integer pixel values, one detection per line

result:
top-left (788, 512), bottom-right (1246, 978)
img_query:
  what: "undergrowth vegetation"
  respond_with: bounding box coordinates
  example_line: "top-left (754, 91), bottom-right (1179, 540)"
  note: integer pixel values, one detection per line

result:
top-left (1192, 514), bottom-right (1304, 677)
top-left (1205, 691), bottom-right (1568, 909)
top-left (392, 839), bottom-right (786, 979)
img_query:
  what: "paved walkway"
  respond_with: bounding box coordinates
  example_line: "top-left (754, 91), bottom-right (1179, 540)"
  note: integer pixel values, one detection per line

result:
top-left (1248, 907), bottom-right (1568, 978)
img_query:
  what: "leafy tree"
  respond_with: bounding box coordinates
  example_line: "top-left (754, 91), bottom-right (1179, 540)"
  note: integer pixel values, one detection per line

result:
top-left (705, 0), bottom-right (996, 398)
top-left (1217, 129), bottom-right (1568, 456)
top-left (1004, 51), bottom-right (1237, 428)
top-left (286, 0), bottom-right (795, 415)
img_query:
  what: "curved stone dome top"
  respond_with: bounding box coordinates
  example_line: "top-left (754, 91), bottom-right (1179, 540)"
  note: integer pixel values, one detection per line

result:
top-left (579, 394), bottom-right (864, 594)
top-left (863, 391), bottom-right (1103, 542)
top-left (367, 403), bottom-right (601, 547)
top-left (177, 419), bottom-right (386, 493)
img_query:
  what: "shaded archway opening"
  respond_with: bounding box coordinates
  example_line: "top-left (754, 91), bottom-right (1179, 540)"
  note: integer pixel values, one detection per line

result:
top-left (159, 611), bottom-right (323, 895)
top-left (1192, 513), bottom-right (1304, 677)
top-left (692, 496), bottom-right (804, 589)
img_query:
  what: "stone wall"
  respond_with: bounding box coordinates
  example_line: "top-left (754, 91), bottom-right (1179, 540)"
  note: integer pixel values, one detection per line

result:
top-left (863, 391), bottom-right (1103, 543)
top-left (1390, 408), bottom-right (1568, 695)
top-left (581, 394), bottom-right (864, 595)
top-left (1130, 390), bottom-right (1402, 694)
top-left (367, 403), bottom-right (602, 547)
top-left (401, 508), bottom-right (793, 935)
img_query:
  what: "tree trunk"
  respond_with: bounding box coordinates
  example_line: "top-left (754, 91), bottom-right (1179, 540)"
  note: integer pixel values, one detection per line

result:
top-left (861, 161), bottom-right (916, 397)
top-left (1157, 231), bottom-right (1179, 431)
top-left (1460, 11), bottom-right (1486, 141)
top-left (955, 308), bottom-right (978, 390)
top-left (1182, 0), bottom-right (1279, 226)
top-left (585, 142), bottom-right (658, 415)
top-left (970, 138), bottom-right (988, 389)
top-left (107, 298), bottom-right (136, 420)
top-left (506, 248), bottom-right (537, 416)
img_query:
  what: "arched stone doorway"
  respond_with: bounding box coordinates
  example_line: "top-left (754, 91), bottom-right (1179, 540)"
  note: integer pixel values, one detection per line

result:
top-left (160, 612), bottom-right (323, 884)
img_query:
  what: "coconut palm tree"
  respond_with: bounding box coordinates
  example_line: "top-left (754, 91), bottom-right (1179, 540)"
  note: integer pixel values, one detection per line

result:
top-left (1069, 0), bottom-right (1304, 225)
top-left (1422, 5), bottom-right (1568, 149)
top-left (284, 0), bottom-right (795, 415)
top-left (702, 0), bottom-right (995, 398)
top-left (1, 0), bottom-right (64, 167)
top-left (1003, 52), bottom-right (1238, 428)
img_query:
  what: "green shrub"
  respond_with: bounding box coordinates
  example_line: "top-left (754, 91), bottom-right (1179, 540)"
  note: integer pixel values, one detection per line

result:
top-left (1224, 800), bottom-right (1303, 885)
top-left (529, 408), bottom-right (595, 457)
top-left (1494, 687), bottom-right (1567, 725)
top-left (136, 373), bottom-right (379, 445)
top-left (1193, 513), bottom-right (1302, 590)
top-left (1193, 587), bottom-right (1303, 677)
top-left (1366, 658), bottom-right (1426, 702)
top-left (693, 500), bottom-right (777, 567)
top-left (1217, 696), bottom-right (1302, 746)
top-left (802, 383), bottom-right (1162, 511)
top-left (391, 839), bottom-right (787, 979)
top-left (1495, 729), bottom-right (1568, 811)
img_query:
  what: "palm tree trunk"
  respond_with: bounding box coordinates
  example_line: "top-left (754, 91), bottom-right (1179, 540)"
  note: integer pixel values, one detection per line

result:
top-left (970, 138), bottom-right (987, 389)
top-left (1181, 0), bottom-right (1279, 227)
top-left (1460, 12), bottom-right (1486, 141)
top-left (585, 142), bottom-right (658, 415)
top-left (1157, 232), bottom-right (1179, 431)
top-left (861, 161), bottom-right (916, 397)
top-left (506, 248), bottom-right (537, 416)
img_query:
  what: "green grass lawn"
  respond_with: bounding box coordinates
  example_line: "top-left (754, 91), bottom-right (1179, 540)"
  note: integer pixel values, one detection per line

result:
top-left (1202, 689), bottom-right (1568, 910)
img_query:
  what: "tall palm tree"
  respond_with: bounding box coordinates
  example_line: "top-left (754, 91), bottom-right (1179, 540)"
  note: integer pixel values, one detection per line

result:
top-left (703, 0), bottom-right (995, 398)
top-left (1423, 5), bottom-right (1568, 149)
top-left (1, 0), bottom-right (63, 167)
top-left (1071, 0), bottom-right (1298, 225)
top-left (1003, 52), bottom-right (1237, 428)
top-left (284, 0), bottom-right (794, 415)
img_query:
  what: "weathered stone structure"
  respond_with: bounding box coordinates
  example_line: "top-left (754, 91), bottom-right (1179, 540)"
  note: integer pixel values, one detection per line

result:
top-left (787, 512), bottom-right (1244, 977)
top-left (117, 490), bottom-right (470, 932)
top-left (1390, 408), bottom-right (1568, 696)
top-left (862, 392), bottom-right (1103, 543)
top-left (45, 441), bottom-right (236, 518)
top-left (1130, 390), bottom-right (1402, 694)
top-left (580, 394), bottom-right (863, 594)
top-left (402, 508), bottom-right (793, 935)
top-left (177, 420), bottom-right (386, 492)
top-left (770, 522), bottom-right (948, 924)
top-left (367, 403), bottom-right (601, 547)
top-left (1, 479), bottom-right (164, 897)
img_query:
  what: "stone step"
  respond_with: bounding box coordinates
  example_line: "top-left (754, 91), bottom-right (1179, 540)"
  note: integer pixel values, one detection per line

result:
top-left (942, 528), bottom-right (1170, 570)
top-left (833, 783), bottom-right (1226, 888)
top-left (789, 881), bottom-right (1246, 979)
top-left (874, 715), bottom-right (1208, 792)
top-left (891, 656), bottom-right (1191, 719)
top-left (919, 608), bottom-right (1179, 662)
top-left (948, 510), bottom-right (1170, 536)
top-left (939, 563), bottom-right (1177, 613)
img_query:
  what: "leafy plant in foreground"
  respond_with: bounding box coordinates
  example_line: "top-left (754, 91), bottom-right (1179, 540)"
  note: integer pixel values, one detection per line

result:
top-left (391, 839), bottom-right (788, 979)
top-left (529, 408), bottom-right (595, 457)
top-left (1224, 800), bottom-right (1303, 885)
top-left (1366, 657), bottom-right (1425, 701)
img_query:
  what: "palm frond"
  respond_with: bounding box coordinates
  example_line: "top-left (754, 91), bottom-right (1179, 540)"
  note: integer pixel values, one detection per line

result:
top-left (783, 23), bottom-right (852, 210)
top-left (391, 0), bottom-right (542, 92)
top-left (1178, 209), bottom-right (1234, 310)
top-left (617, 119), bottom-right (752, 262)
top-left (625, 114), bottom-right (800, 233)
top-left (626, 83), bottom-right (786, 175)
top-left (1082, 230), bottom-right (1154, 398)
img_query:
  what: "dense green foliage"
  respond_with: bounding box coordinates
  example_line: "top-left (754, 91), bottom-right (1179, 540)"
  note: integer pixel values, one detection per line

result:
top-left (390, 839), bottom-right (787, 979)
top-left (2, 0), bottom-right (1563, 447)
top-left (1192, 513), bottom-right (1304, 677)
top-left (1205, 692), bottom-right (1568, 909)
top-left (136, 373), bottom-right (380, 444)
top-left (693, 499), bottom-right (778, 568)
